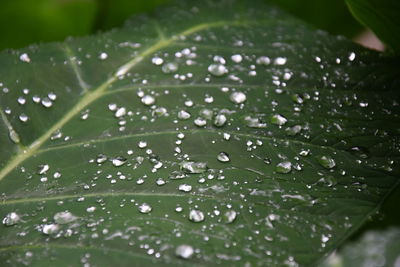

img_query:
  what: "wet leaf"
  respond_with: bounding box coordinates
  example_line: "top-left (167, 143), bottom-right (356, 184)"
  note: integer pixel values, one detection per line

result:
top-left (0, 0), bottom-right (399, 266)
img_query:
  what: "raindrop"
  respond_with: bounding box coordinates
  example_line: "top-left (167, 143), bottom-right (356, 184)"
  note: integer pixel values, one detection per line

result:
top-left (2, 212), bottom-right (20, 226)
top-left (99, 52), bottom-right (108, 60)
top-left (274, 57), bottom-right (287, 65)
top-left (42, 224), bottom-right (59, 235)
top-left (194, 117), bottom-right (207, 127)
top-left (286, 125), bottom-right (302, 136)
top-left (112, 157), bottom-right (127, 167)
top-left (54, 211), bottom-right (77, 224)
top-left (317, 155), bottom-right (336, 169)
top-left (208, 63), bottom-right (228, 76)
top-left (141, 95), bottom-right (155, 106)
top-left (213, 114), bottom-right (227, 127)
top-left (178, 110), bottom-right (191, 120)
top-left (96, 154), bottom-right (107, 164)
top-left (162, 62), bottom-right (179, 73)
top-left (230, 91), bottom-right (246, 104)
top-left (256, 56), bottom-right (271, 65)
top-left (189, 209), bottom-right (205, 222)
top-left (19, 53), bottom-right (31, 63)
top-left (217, 152), bottom-right (230, 162)
top-left (138, 203), bottom-right (152, 214)
top-left (17, 96), bottom-right (26, 105)
top-left (38, 164), bottom-right (49, 175)
top-left (152, 56), bottom-right (164, 65)
top-left (231, 54), bottom-right (243, 63)
top-left (114, 107), bottom-right (126, 118)
top-left (175, 245), bottom-right (194, 259)
top-left (224, 210), bottom-right (237, 224)
top-left (271, 114), bottom-right (287, 126)
top-left (19, 113), bottom-right (29, 122)
top-left (276, 161), bottom-right (292, 174)
top-left (178, 184), bottom-right (192, 192)
top-left (180, 161), bottom-right (208, 174)
top-left (41, 97), bottom-right (53, 108)
top-left (138, 141), bottom-right (147, 148)
top-left (9, 129), bottom-right (20, 144)
top-left (156, 178), bottom-right (166, 186)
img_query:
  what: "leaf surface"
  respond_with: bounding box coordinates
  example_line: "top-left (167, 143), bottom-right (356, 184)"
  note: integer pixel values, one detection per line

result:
top-left (0, 0), bottom-right (399, 266)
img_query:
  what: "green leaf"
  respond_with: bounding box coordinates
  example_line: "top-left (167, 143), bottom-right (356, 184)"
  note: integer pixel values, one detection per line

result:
top-left (321, 228), bottom-right (400, 267)
top-left (0, 0), bottom-right (399, 266)
top-left (345, 0), bottom-right (400, 53)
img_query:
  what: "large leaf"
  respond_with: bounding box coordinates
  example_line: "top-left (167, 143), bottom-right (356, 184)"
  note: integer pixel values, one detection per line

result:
top-left (0, 0), bottom-right (399, 266)
top-left (345, 0), bottom-right (400, 53)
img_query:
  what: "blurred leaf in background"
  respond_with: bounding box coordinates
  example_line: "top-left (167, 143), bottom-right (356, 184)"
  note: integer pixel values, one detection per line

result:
top-left (345, 0), bottom-right (400, 53)
top-left (0, 0), bottom-right (97, 51)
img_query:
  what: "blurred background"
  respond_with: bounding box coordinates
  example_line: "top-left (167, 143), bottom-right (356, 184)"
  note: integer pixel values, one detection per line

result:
top-left (0, 0), bottom-right (383, 52)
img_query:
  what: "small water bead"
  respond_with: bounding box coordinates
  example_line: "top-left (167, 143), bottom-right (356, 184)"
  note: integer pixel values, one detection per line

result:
top-left (156, 178), bottom-right (166, 186)
top-left (230, 91), bottom-right (246, 104)
top-left (2, 212), bottom-right (20, 226)
top-left (231, 54), bottom-right (243, 63)
top-left (180, 161), bottom-right (208, 174)
top-left (141, 95), bottom-right (155, 106)
top-left (114, 107), bottom-right (126, 118)
top-left (162, 62), bottom-right (179, 73)
top-left (19, 113), bottom-right (29, 122)
top-left (32, 95), bottom-right (41, 103)
top-left (178, 110), bottom-right (191, 120)
top-left (19, 53), bottom-right (31, 63)
top-left (276, 161), bottom-right (292, 174)
top-left (217, 152), bottom-right (230, 162)
top-left (42, 224), bottom-right (59, 235)
top-left (152, 56), bottom-right (164, 65)
top-left (138, 141), bottom-right (147, 148)
top-left (54, 211), bottom-right (77, 224)
top-left (175, 245), bottom-right (194, 259)
top-left (224, 210), bottom-right (237, 224)
top-left (178, 184), bottom-right (192, 192)
top-left (38, 164), bottom-right (49, 175)
top-left (348, 52), bottom-right (356, 61)
top-left (223, 133), bottom-right (231, 140)
top-left (99, 52), bottom-right (108, 60)
top-left (17, 96), bottom-right (26, 105)
top-left (213, 114), bottom-right (227, 127)
top-left (189, 209), bottom-right (205, 222)
top-left (138, 203), bottom-right (152, 214)
top-left (9, 129), bottom-right (20, 144)
top-left (286, 125), bottom-right (302, 136)
top-left (108, 103), bottom-right (117, 111)
top-left (317, 155), bottom-right (336, 169)
top-left (112, 157), bottom-right (127, 167)
top-left (245, 116), bottom-right (267, 128)
top-left (194, 117), bottom-right (207, 127)
top-left (271, 114), bottom-right (287, 126)
top-left (274, 57), bottom-right (287, 65)
top-left (53, 172), bottom-right (62, 179)
top-left (96, 154), bottom-right (107, 164)
top-left (256, 56), bottom-right (271, 65)
top-left (208, 63), bottom-right (228, 76)
top-left (41, 97), bottom-right (53, 108)
top-left (48, 92), bottom-right (57, 101)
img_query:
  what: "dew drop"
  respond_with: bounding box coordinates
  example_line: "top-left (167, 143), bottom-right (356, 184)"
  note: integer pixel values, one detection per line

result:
top-left (162, 62), bottom-right (179, 73)
top-left (175, 244), bottom-right (194, 259)
top-left (194, 117), bottom-right (207, 127)
top-left (208, 63), bottom-right (228, 76)
top-left (271, 114), bottom-right (287, 126)
top-left (178, 184), bottom-right (192, 192)
top-left (42, 224), bottom-right (59, 235)
top-left (213, 114), bottom-right (227, 127)
top-left (41, 97), bottom-right (53, 108)
top-left (141, 95), bottom-right (155, 106)
top-left (54, 211), bottom-right (77, 224)
top-left (19, 53), bottom-right (31, 63)
top-left (151, 56), bottom-right (164, 65)
top-left (217, 152), bottom-right (230, 162)
top-left (189, 209), bottom-right (205, 222)
top-left (96, 154), bottom-right (107, 164)
top-left (178, 110), bottom-right (191, 120)
top-left (2, 212), bottom-right (20, 226)
top-left (138, 141), bottom-right (147, 148)
top-left (180, 161), bottom-right (208, 174)
top-left (230, 91), bottom-right (246, 104)
top-left (317, 155), bottom-right (336, 169)
top-left (114, 107), bottom-right (126, 118)
top-left (256, 56), bottom-right (271, 65)
top-left (276, 161), bottom-right (292, 174)
top-left (99, 52), bottom-right (108, 60)
top-left (112, 157), bottom-right (127, 167)
top-left (224, 210), bottom-right (237, 224)
top-left (19, 113), bottom-right (29, 122)
top-left (138, 203), bottom-right (152, 214)
top-left (231, 54), bottom-right (243, 63)
top-left (37, 164), bottom-right (49, 175)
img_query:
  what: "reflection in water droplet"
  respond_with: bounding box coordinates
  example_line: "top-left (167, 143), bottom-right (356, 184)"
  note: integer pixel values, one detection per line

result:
top-left (175, 244), bottom-right (194, 259)
top-left (230, 92), bottom-right (246, 104)
top-left (189, 209), bottom-right (205, 222)
top-left (180, 161), bottom-right (208, 174)
top-left (2, 212), bottom-right (20, 226)
top-left (276, 161), bottom-right (292, 173)
top-left (138, 203), bottom-right (152, 214)
top-left (217, 152), bottom-right (230, 162)
top-left (208, 63), bottom-right (228, 76)
top-left (317, 156), bottom-right (336, 169)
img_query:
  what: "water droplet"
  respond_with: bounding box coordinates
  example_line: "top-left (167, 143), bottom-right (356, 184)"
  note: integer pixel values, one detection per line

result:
top-left (17, 96), bottom-right (26, 105)
top-left (208, 63), bottom-right (228, 76)
top-left (38, 164), bottom-right (49, 175)
top-left (162, 62), bottom-right (178, 73)
top-left (54, 211), bottom-right (77, 224)
top-left (112, 157), bottom-right (127, 167)
top-left (152, 56), bottom-right (164, 65)
top-left (141, 95), bottom-right (155, 106)
top-left (180, 161), bottom-right (207, 174)
top-left (217, 152), bottom-right (230, 162)
top-left (9, 129), bottom-right (20, 144)
top-left (285, 125), bottom-right (302, 136)
top-left (178, 184), bottom-right (192, 192)
top-left (99, 52), bottom-right (108, 60)
top-left (194, 117), bottom-right (207, 127)
top-left (256, 56), bottom-right (271, 65)
top-left (156, 178), bottom-right (166, 186)
top-left (271, 114), bottom-right (287, 126)
top-left (224, 210), bottom-right (237, 223)
top-left (245, 116), bottom-right (267, 128)
top-left (114, 107), bottom-right (126, 118)
top-left (213, 114), bottom-right (227, 127)
top-left (42, 224), bottom-right (59, 235)
top-left (96, 154), bottom-right (107, 164)
top-left (138, 203), bottom-right (152, 214)
top-left (178, 110), bottom-right (191, 120)
top-left (276, 161), bottom-right (292, 174)
top-left (274, 57), bottom-right (287, 65)
top-left (2, 212), bottom-right (20, 226)
top-left (230, 91), bottom-right (246, 104)
top-left (349, 146), bottom-right (370, 159)
top-left (175, 244), bottom-right (194, 259)
top-left (138, 141), bottom-right (147, 148)
top-left (231, 54), bottom-right (243, 63)
top-left (189, 209), bottom-right (205, 222)
top-left (317, 155), bottom-right (336, 169)
top-left (19, 113), bottom-right (29, 122)
top-left (41, 97), bottom-right (53, 108)
top-left (86, 206), bottom-right (96, 213)
top-left (19, 53), bottom-right (31, 63)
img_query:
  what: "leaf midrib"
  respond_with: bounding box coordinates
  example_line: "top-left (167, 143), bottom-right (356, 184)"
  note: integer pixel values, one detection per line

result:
top-left (0, 20), bottom-right (247, 183)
